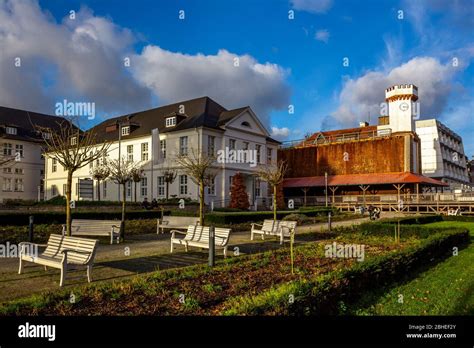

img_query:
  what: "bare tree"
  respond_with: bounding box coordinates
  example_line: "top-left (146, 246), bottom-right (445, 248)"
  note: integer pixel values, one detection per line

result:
top-left (175, 150), bottom-right (216, 225)
top-left (38, 120), bottom-right (110, 236)
top-left (90, 164), bottom-right (110, 201)
top-left (130, 167), bottom-right (143, 202)
top-left (108, 157), bottom-right (143, 241)
top-left (0, 153), bottom-right (15, 167)
top-left (163, 167), bottom-right (177, 200)
top-left (256, 161), bottom-right (287, 221)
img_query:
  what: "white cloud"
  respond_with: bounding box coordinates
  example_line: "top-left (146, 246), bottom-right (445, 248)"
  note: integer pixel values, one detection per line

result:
top-left (271, 127), bottom-right (290, 139)
top-left (291, 0), bottom-right (333, 14)
top-left (131, 46), bottom-right (291, 125)
top-left (314, 29), bottom-right (330, 43)
top-left (0, 0), bottom-right (291, 126)
top-left (0, 0), bottom-right (151, 117)
top-left (328, 57), bottom-right (456, 127)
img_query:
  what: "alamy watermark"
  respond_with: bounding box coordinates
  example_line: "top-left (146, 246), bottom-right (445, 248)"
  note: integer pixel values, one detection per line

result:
top-left (0, 242), bottom-right (38, 258)
top-left (216, 147), bottom-right (258, 167)
top-left (325, 242), bottom-right (365, 262)
top-left (55, 99), bottom-right (95, 120)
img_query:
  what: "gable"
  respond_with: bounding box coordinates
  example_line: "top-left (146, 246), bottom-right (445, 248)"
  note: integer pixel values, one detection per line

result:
top-left (224, 109), bottom-right (269, 137)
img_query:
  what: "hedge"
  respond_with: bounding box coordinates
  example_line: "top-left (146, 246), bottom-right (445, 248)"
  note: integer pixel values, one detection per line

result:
top-left (382, 215), bottom-right (443, 225)
top-left (223, 228), bottom-right (469, 315)
top-left (355, 222), bottom-right (453, 239)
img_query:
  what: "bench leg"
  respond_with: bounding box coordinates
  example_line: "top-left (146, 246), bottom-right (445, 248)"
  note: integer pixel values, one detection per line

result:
top-left (170, 242), bottom-right (174, 253)
top-left (44, 266), bottom-right (48, 271)
top-left (223, 247), bottom-right (227, 258)
top-left (60, 266), bottom-right (66, 287)
top-left (184, 244), bottom-right (188, 252)
top-left (18, 258), bottom-right (23, 274)
top-left (251, 231), bottom-right (254, 241)
top-left (87, 265), bottom-right (92, 283)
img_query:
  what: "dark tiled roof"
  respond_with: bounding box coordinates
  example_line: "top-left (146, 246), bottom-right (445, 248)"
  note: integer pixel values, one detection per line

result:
top-left (89, 97), bottom-right (257, 142)
top-left (0, 106), bottom-right (66, 143)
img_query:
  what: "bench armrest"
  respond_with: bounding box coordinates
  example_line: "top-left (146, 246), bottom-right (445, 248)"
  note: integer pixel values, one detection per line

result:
top-left (61, 248), bottom-right (94, 264)
top-left (170, 229), bottom-right (187, 239)
top-left (18, 241), bottom-right (47, 256)
top-left (251, 223), bottom-right (263, 229)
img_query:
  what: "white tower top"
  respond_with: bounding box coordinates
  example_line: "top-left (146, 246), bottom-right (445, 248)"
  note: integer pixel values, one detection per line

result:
top-left (384, 84), bottom-right (419, 133)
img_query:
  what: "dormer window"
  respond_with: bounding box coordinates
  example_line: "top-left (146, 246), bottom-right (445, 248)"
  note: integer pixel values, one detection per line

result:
top-left (121, 126), bottom-right (130, 136)
top-left (70, 137), bottom-right (77, 145)
top-left (166, 117), bottom-right (177, 127)
top-left (42, 132), bottom-right (51, 140)
top-left (241, 121), bottom-right (250, 127)
top-left (6, 126), bottom-right (17, 135)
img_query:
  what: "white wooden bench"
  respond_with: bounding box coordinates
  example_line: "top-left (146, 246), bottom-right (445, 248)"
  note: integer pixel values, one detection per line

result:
top-left (170, 225), bottom-right (231, 258)
top-left (18, 234), bottom-right (98, 287)
top-left (157, 216), bottom-right (200, 234)
top-left (251, 219), bottom-right (298, 244)
top-left (447, 208), bottom-right (462, 216)
top-left (62, 219), bottom-right (121, 244)
top-left (354, 206), bottom-right (366, 215)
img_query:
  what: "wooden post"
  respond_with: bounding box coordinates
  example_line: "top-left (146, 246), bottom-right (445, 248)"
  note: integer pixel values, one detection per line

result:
top-left (329, 186), bottom-right (338, 205)
top-left (359, 185), bottom-right (370, 207)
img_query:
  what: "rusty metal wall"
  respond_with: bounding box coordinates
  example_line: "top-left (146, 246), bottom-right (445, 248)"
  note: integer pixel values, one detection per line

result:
top-left (279, 137), bottom-right (407, 178)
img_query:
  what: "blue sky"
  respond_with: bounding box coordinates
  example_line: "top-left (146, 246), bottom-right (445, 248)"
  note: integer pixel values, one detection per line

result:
top-left (1, 0), bottom-right (473, 154)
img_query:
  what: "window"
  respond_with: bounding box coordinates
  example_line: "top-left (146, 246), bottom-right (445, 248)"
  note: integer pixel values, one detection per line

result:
top-left (3, 143), bottom-right (12, 156)
top-left (179, 175), bottom-right (187, 195)
top-left (165, 117), bottom-right (177, 127)
top-left (229, 139), bottom-right (236, 150)
top-left (127, 181), bottom-right (132, 197)
top-left (89, 152), bottom-right (94, 169)
top-left (121, 126), bottom-right (130, 136)
top-left (207, 176), bottom-right (216, 195)
top-left (141, 143), bottom-right (149, 161)
top-left (256, 145), bottom-right (261, 163)
top-left (3, 167), bottom-right (11, 174)
top-left (157, 176), bottom-right (165, 196)
top-left (52, 158), bottom-right (57, 172)
top-left (127, 145), bottom-right (133, 161)
top-left (141, 177), bottom-right (148, 196)
top-left (15, 144), bottom-right (23, 158)
top-left (241, 121), bottom-right (251, 127)
top-left (3, 178), bottom-right (12, 191)
top-left (103, 181), bottom-right (107, 198)
top-left (42, 132), bottom-right (51, 140)
top-left (6, 126), bottom-right (17, 135)
top-left (70, 137), bottom-right (77, 146)
top-left (255, 178), bottom-right (261, 197)
top-left (14, 168), bottom-right (24, 175)
top-left (14, 178), bottom-right (24, 192)
top-left (267, 148), bottom-right (273, 163)
top-left (52, 185), bottom-right (58, 197)
top-left (243, 142), bottom-right (249, 162)
top-left (160, 140), bottom-right (167, 158)
top-left (208, 136), bottom-right (215, 156)
top-left (179, 136), bottom-right (188, 156)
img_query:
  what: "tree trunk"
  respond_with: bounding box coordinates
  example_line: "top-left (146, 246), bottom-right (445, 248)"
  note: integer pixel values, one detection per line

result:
top-left (121, 182), bottom-right (126, 241)
top-left (134, 182), bottom-right (137, 202)
top-left (166, 182), bottom-right (169, 200)
top-left (273, 184), bottom-right (277, 221)
top-left (65, 171), bottom-right (73, 236)
top-left (199, 181), bottom-right (204, 226)
top-left (97, 179), bottom-right (101, 201)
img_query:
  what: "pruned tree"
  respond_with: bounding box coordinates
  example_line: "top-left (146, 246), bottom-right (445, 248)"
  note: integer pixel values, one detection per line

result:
top-left (90, 164), bottom-right (110, 201)
top-left (163, 167), bottom-right (177, 200)
top-left (130, 167), bottom-right (143, 202)
top-left (175, 149), bottom-right (216, 225)
top-left (107, 157), bottom-right (143, 241)
top-left (256, 161), bottom-right (287, 221)
top-left (229, 172), bottom-right (249, 210)
top-left (38, 120), bottom-right (110, 236)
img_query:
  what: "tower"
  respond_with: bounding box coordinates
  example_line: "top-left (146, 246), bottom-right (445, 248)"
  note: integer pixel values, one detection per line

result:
top-left (385, 84), bottom-right (419, 133)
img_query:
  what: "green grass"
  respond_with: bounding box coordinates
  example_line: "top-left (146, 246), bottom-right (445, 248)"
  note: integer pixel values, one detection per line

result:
top-left (349, 221), bottom-right (474, 315)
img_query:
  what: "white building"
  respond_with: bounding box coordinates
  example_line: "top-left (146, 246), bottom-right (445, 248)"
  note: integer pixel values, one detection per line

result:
top-left (0, 106), bottom-right (65, 202)
top-left (44, 97), bottom-right (280, 206)
top-left (416, 119), bottom-right (470, 190)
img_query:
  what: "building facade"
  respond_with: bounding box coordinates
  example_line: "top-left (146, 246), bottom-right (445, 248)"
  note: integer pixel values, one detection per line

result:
top-left (415, 119), bottom-right (470, 191)
top-left (0, 106), bottom-right (65, 202)
top-left (44, 97), bottom-right (279, 207)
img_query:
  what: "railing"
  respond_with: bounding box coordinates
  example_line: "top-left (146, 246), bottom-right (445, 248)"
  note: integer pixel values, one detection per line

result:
top-left (280, 129), bottom-right (392, 149)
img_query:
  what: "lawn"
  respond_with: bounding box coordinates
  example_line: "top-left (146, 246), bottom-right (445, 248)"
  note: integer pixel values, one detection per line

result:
top-left (347, 221), bottom-right (474, 315)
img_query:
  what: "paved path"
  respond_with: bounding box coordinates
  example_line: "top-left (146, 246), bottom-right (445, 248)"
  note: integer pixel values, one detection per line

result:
top-left (0, 213), bottom-right (404, 302)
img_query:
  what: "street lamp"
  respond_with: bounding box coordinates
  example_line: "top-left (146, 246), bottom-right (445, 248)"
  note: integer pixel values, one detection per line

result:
top-left (325, 172), bottom-right (328, 207)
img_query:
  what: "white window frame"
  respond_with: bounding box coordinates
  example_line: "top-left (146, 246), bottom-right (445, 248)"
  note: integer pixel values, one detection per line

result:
top-left (179, 136), bottom-right (188, 156)
top-left (256, 144), bottom-right (261, 163)
top-left (141, 142), bottom-right (149, 161)
top-left (160, 140), bottom-right (167, 158)
top-left (121, 126), bottom-right (130, 136)
top-left (179, 174), bottom-right (188, 195)
top-left (14, 178), bottom-right (24, 192)
top-left (229, 139), bottom-right (236, 150)
top-left (157, 176), bottom-right (165, 196)
top-left (208, 135), bottom-right (215, 156)
top-left (127, 145), bottom-right (133, 161)
top-left (267, 148), bottom-right (273, 163)
top-left (3, 143), bottom-right (12, 156)
top-left (126, 181), bottom-right (132, 197)
top-left (5, 126), bottom-right (17, 135)
top-left (52, 158), bottom-right (57, 172)
top-left (3, 178), bottom-right (12, 191)
top-left (165, 117), bottom-right (177, 127)
top-left (208, 176), bottom-right (216, 195)
top-left (141, 176), bottom-right (148, 197)
top-left (15, 144), bottom-right (23, 158)
top-left (255, 178), bottom-right (261, 197)
top-left (70, 137), bottom-right (77, 146)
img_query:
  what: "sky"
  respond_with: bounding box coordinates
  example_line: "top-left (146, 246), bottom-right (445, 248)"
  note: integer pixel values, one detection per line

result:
top-left (0, 0), bottom-right (473, 154)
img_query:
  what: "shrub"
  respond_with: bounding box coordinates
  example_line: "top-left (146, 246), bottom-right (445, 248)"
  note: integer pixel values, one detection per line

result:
top-left (229, 172), bottom-right (250, 210)
top-left (282, 213), bottom-right (311, 224)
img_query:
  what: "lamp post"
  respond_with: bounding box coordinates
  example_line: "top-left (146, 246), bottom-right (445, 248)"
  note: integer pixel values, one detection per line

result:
top-left (325, 172), bottom-right (328, 207)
